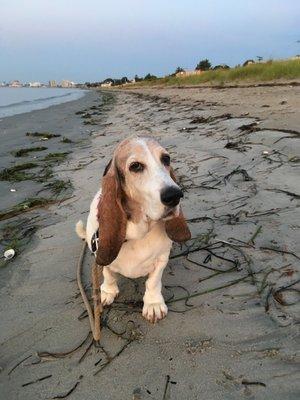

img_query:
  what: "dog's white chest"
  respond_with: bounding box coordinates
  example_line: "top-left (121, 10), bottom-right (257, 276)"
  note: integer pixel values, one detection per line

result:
top-left (109, 221), bottom-right (172, 279)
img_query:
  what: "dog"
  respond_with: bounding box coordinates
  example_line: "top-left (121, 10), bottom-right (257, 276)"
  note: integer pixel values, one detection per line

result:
top-left (76, 137), bottom-right (191, 323)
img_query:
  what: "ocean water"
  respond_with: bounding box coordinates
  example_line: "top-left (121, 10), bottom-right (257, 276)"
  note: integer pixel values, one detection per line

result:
top-left (0, 87), bottom-right (87, 118)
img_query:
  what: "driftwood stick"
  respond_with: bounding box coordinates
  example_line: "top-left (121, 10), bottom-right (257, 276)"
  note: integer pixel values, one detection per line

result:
top-left (92, 262), bottom-right (103, 342)
top-left (77, 241), bottom-right (103, 342)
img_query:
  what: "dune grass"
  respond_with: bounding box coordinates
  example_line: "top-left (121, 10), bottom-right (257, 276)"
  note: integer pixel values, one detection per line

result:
top-left (130, 59), bottom-right (300, 87)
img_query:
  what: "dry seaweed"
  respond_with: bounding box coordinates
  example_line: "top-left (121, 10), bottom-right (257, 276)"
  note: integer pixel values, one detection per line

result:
top-left (22, 374), bottom-right (52, 387)
top-left (93, 339), bottom-right (134, 376)
top-left (8, 354), bottom-right (32, 375)
top-left (38, 331), bottom-right (91, 360)
top-left (168, 275), bottom-right (249, 305)
top-left (52, 379), bottom-right (81, 399)
top-left (224, 166), bottom-right (253, 183)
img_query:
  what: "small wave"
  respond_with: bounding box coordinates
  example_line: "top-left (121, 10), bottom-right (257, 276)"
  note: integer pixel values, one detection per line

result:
top-left (0, 92), bottom-right (73, 109)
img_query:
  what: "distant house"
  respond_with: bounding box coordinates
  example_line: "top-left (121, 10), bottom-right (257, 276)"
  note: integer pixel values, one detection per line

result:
top-left (100, 82), bottom-right (113, 87)
top-left (29, 82), bottom-right (42, 87)
top-left (175, 70), bottom-right (203, 78)
top-left (61, 80), bottom-right (75, 88)
top-left (100, 78), bottom-right (114, 87)
top-left (9, 80), bottom-right (22, 87)
top-left (243, 59), bottom-right (255, 67)
top-left (49, 80), bottom-right (57, 87)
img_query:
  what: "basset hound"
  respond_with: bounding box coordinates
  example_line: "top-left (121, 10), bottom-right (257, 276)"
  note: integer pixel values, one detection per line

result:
top-left (76, 137), bottom-right (191, 323)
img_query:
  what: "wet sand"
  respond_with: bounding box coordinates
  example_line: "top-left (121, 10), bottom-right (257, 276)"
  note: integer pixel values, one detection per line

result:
top-left (0, 83), bottom-right (299, 399)
top-left (0, 90), bottom-right (114, 271)
top-left (0, 90), bottom-right (101, 211)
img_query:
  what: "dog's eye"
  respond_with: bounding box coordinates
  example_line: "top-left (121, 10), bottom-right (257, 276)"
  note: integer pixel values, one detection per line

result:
top-left (129, 161), bottom-right (144, 173)
top-left (161, 154), bottom-right (170, 166)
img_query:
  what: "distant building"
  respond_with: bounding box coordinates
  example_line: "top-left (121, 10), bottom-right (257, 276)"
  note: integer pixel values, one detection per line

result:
top-left (100, 82), bottom-right (113, 87)
top-left (289, 55), bottom-right (300, 60)
top-left (99, 78), bottom-right (114, 87)
top-left (9, 80), bottom-right (22, 87)
top-left (175, 70), bottom-right (203, 78)
top-left (49, 80), bottom-right (57, 87)
top-left (61, 80), bottom-right (75, 88)
top-left (29, 82), bottom-right (42, 87)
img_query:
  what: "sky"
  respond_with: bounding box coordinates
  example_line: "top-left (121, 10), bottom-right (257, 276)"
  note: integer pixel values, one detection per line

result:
top-left (0, 0), bottom-right (299, 83)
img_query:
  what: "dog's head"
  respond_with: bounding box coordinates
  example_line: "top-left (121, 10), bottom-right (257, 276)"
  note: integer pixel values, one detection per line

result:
top-left (96, 137), bottom-right (191, 266)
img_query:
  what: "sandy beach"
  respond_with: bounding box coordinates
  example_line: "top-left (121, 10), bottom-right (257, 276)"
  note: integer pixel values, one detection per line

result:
top-left (0, 83), bottom-right (299, 399)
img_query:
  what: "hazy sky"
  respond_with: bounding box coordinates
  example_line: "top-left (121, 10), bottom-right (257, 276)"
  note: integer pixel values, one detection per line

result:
top-left (1, 0), bottom-right (299, 83)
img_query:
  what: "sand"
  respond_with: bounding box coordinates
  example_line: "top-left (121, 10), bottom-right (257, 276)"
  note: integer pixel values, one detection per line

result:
top-left (0, 83), bottom-right (299, 399)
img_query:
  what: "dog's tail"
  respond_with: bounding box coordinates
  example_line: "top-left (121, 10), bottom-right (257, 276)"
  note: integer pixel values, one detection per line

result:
top-left (75, 220), bottom-right (86, 240)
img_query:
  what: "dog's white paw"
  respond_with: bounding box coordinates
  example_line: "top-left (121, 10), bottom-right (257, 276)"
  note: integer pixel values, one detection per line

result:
top-left (142, 301), bottom-right (168, 323)
top-left (100, 286), bottom-right (119, 306)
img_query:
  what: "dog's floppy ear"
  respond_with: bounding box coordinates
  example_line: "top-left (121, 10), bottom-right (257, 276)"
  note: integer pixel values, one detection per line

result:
top-left (96, 159), bottom-right (127, 266)
top-left (165, 168), bottom-right (191, 243)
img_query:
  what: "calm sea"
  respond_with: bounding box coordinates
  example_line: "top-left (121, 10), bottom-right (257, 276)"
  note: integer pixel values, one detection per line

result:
top-left (0, 87), bottom-right (87, 118)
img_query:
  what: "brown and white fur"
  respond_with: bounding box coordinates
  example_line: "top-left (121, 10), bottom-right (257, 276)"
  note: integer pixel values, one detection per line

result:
top-left (76, 137), bottom-right (191, 323)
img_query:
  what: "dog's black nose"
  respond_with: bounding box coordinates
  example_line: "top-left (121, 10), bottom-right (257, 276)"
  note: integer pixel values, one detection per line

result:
top-left (160, 186), bottom-right (183, 207)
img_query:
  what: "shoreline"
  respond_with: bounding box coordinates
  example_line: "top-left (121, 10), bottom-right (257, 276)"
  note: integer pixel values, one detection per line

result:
top-left (0, 89), bottom-right (115, 269)
top-left (0, 85), bottom-right (299, 399)
top-left (0, 87), bottom-right (87, 119)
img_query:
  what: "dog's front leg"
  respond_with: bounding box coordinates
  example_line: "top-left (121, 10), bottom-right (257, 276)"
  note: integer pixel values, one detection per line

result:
top-left (142, 254), bottom-right (169, 323)
top-left (101, 266), bottom-right (119, 306)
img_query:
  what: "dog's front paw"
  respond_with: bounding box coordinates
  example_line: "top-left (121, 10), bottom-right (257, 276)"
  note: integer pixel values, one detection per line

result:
top-left (100, 286), bottom-right (119, 306)
top-left (142, 301), bottom-right (168, 323)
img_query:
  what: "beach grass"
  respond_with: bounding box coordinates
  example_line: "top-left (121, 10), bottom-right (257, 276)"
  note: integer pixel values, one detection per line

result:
top-left (130, 59), bottom-right (300, 87)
